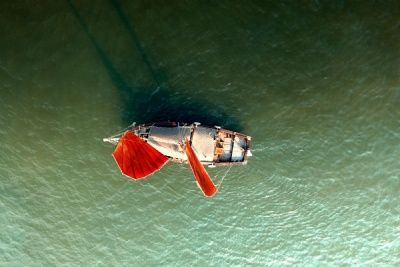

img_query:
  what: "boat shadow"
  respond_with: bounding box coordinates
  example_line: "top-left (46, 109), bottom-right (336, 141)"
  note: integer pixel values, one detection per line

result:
top-left (68, 0), bottom-right (242, 132)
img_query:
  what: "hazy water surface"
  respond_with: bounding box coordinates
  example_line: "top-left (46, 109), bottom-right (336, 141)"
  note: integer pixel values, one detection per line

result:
top-left (1, 1), bottom-right (399, 266)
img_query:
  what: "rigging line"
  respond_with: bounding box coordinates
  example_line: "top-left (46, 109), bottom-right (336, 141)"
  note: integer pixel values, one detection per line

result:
top-left (179, 123), bottom-right (190, 144)
top-left (216, 161), bottom-right (236, 190)
top-left (108, 124), bottom-right (132, 139)
top-left (109, 129), bottom-right (128, 138)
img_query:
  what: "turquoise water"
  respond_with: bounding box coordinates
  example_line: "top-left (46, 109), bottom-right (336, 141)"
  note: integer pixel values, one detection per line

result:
top-left (1, 1), bottom-right (399, 266)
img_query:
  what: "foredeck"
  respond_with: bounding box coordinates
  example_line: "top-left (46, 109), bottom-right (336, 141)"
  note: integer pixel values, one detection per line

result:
top-left (147, 126), bottom-right (191, 160)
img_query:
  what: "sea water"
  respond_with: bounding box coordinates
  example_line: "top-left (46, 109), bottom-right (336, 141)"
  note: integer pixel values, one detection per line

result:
top-left (1, 1), bottom-right (399, 266)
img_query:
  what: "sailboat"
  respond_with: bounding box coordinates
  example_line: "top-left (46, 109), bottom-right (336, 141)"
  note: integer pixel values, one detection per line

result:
top-left (103, 122), bottom-right (252, 197)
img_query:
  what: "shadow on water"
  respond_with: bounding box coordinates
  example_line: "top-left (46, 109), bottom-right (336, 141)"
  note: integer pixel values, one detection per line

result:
top-left (68, 0), bottom-right (242, 132)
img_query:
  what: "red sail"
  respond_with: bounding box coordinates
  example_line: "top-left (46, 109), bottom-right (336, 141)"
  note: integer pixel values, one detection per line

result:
top-left (112, 131), bottom-right (169, 179)
top-left (185, 140), bottom-right (217, 197)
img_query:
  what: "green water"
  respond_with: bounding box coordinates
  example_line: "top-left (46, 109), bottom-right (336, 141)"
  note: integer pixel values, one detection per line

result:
top-left (1, 1), bottom-right (399, 266)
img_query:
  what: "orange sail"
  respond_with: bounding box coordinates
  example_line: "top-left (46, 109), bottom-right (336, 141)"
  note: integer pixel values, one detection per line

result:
top-left (113, 131), bottom-right (169, 179)
top-left (185, 139), bottom-right (217, 197)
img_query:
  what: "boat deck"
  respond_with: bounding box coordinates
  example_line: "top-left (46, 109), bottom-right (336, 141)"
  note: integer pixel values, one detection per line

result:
top-left (134, 122), bottom-right (251, 166)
